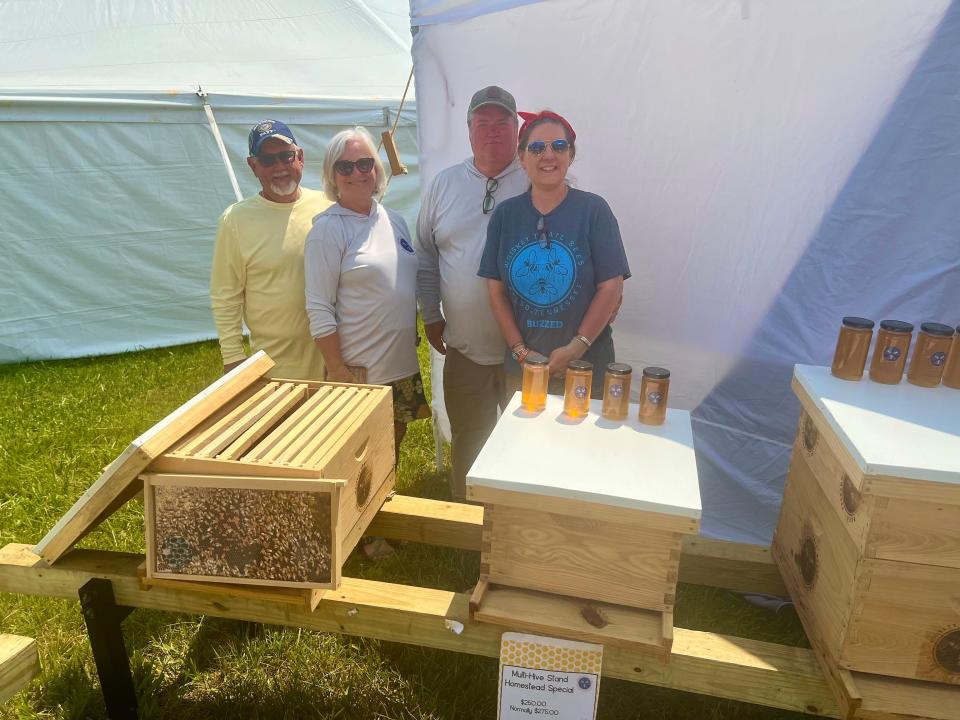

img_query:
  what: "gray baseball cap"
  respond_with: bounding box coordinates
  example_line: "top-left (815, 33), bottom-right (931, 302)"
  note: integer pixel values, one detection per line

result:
top-left (467, 86), bottom-right (517, 120)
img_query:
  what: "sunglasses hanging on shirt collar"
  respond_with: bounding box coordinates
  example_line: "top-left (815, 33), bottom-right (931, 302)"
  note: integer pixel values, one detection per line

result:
top-left (537, 215), bottom-right (550, 249)
top-left (482, 176), bottom-right (499, 214)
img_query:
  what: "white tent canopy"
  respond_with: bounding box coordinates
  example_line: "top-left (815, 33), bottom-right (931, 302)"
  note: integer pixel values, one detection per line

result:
top-left (0, 0), bottom-right (420, 363)
top-left (411, 0), bottom-right (960, 543)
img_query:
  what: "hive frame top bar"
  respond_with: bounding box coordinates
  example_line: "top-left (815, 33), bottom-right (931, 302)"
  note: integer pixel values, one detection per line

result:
top-left (467, 393), bottom-right (702, 519)
top-left (793, 364), bottom-right (960, 485)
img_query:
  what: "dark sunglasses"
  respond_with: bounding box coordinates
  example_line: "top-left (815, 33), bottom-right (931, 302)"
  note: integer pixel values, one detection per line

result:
top-left (525, 139), bottom-right (570, 156)
top-left (537, 215), bottom-right (550, 249)
top-left (482, 176), bottom-right (498, 215)
top-left (334, 157), bottom-right (376, 176)
top-left (256, 150), bottom-right (298, 166)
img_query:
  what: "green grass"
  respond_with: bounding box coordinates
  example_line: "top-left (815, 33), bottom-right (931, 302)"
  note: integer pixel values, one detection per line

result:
top-left (1, 340), bottom-right (812, 719)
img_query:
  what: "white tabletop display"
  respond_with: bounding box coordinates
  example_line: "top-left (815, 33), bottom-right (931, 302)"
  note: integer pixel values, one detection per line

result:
top-left (773, 365), bottom-right (960, 695)
top-left (466, 392), bottom-right (702, 658)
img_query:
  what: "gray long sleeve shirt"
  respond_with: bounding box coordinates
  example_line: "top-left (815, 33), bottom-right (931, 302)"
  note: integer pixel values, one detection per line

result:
top-left (415, 157), bottom-right (528, 365)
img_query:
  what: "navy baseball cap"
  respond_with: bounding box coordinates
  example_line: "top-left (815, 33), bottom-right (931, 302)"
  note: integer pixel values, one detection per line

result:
top-left (248, 119), bottom-right (297, 156)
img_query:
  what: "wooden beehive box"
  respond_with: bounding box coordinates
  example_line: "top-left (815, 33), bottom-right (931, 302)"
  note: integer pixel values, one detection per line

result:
top-left (466, 393), bottom-right (701, 658)
top-left (33, 352), bottom-right (394, 591)
top-left (143, 382), bottom-right (393, 590)
top-left (773, 364), bottom-right (960, 687)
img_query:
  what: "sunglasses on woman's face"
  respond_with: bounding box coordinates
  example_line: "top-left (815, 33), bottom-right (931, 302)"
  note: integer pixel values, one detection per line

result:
top-left (334, 157), bottom-right (376, 176)
top-left (525, 139), bottom-right (570, 156)
top-left (256, 150), bottom-right (298, 166)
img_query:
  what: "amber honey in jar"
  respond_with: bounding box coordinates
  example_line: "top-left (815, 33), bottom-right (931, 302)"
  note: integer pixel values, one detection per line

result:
top-left (601, 363), bottom-right (632, 421)
top-left (907, 322), bottom-right (955, 387)
top-left (563, 360), bottom-right (593, 417)
top-left (868, 320), bottom-right (913, 385)
top-left (942, 326), bottom-right (960, 389)
top-left (521, 357), bottom-right (549, 412)
top-left (638, 366), bottom-right (670, 425)
top-left (831, 316), bottom-right (874, 381)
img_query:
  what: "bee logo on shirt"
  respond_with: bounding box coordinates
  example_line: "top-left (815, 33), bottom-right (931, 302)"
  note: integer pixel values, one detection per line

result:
top-left (399, 238), bottom-right (415, 254)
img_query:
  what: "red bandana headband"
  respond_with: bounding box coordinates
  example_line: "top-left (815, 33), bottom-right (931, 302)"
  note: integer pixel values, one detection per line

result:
top-left (518, 110), bottom-right (577, 143)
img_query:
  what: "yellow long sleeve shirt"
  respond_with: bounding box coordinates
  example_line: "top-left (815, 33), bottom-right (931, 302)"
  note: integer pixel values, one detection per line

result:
top-left (210, 188), bottom-right (332, 380)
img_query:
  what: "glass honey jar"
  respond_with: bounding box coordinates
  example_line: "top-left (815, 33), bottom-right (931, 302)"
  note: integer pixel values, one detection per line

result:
top-left (942, 326), bottom-right (960, 389)
top-left (521, 356), bottom-right (549, 412)
top-left (638, 366), bottom-right (670, 426)
top-left (868, 320), bottom-right (913, 385)
top-left (563, 360), bottom-right (593, 418)
top-left (831, 317), bottom-right (874, 381)
top-left (601, 363), bottom-right (632, 421)
top-left (907, 322), bottom-right (955, 387)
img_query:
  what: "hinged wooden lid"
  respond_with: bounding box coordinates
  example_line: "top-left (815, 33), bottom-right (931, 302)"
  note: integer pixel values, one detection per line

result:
top-left (792, 364), bottom-right (960, 504)
top-left (34, 352), bottom-right (276, 564)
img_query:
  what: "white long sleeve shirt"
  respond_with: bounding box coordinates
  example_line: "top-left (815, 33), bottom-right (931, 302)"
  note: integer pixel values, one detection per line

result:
top-left (304, 201), bottom-right (419, 385)
top-left (415, 158), bottom-right (528, 365)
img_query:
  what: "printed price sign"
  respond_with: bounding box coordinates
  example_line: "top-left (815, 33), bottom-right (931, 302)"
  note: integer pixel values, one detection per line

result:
top-left (497, 632), bottom-right (602, 720)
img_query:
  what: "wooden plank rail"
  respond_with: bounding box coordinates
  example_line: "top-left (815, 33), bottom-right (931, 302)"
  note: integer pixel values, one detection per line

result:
top-left (0, 634), bottom-right (40, 705)
top-left (0, 542), bottom-right (838, 717)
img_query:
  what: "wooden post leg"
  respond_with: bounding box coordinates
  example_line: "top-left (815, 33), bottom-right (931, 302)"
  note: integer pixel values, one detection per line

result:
top-left (78, 578), bottom-right (138, 720)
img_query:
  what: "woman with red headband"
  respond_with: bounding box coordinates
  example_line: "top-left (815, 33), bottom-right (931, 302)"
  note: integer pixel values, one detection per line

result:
top-left (479, 110), bottom-right (631, 398)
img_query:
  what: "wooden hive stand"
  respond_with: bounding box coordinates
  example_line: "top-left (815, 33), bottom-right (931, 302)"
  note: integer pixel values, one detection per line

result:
top-left (773, 365), bottom-right (960, 716)
top-left (466, 393), bottom-right (701, 660)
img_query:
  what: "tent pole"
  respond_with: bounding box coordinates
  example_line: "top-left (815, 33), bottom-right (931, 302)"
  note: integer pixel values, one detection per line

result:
top-left (197, 87), bottom-right (243, 203)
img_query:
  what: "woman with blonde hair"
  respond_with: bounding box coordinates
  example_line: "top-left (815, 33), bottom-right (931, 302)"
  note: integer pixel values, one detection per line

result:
top-left (305, 126), bottom-right (428, 451)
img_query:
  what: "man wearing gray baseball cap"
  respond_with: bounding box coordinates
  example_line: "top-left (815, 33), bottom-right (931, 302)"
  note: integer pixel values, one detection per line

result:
top-left (415, 87), bottom-right (528, 501)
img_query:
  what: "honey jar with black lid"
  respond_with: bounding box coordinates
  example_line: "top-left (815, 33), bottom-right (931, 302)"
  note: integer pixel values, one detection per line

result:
top-left (908, 322), bottom-right (955, 387)
top-left (831, 316), bottom-right (874, 381)
top-left (638, 366), bottom-right (670, 425)
top-left (601, 363), bottom-right (632, 421)
top-left (942, 326), bottom-right (960, 389)
top-left (563, 360), bottom-right (593, 418)
top-left (869, 320), bottom-right (913, 385)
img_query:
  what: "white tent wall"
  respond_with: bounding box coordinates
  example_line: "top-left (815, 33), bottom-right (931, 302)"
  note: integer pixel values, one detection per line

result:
top-left (411, 0), bottom-right (960, 543)
top-left (0, 94), bottom-right (419, 363)
top-left (0, 0), bottom-right (420, 364)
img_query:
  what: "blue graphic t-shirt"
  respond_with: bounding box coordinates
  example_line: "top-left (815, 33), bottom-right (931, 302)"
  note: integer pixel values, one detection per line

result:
top-left (478, 188), bottom-right (631, 374)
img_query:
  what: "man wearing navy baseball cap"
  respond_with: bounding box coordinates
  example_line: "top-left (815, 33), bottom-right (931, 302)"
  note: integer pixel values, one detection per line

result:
top-left (210, 119), bottom-right (332, 379)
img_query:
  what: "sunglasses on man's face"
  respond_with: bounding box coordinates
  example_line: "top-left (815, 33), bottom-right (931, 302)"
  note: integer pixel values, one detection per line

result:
top-left (256, 150), bottom-right (298, 167)
top-left (525, 139), bottom-right (570, 156)
top-left (334, 157), bottom-right (376, 176)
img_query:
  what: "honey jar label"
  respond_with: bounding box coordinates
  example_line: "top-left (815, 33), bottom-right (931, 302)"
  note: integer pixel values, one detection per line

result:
top-left (647, 391), bottom-right (663, 406)
top-left (574, 384), bottom-right (588, 399)
top-left (882, 346), bottom-right (901, 361)
top-left (931, 351), bottom-right (947, 367)
top-left (608, 383), bottom-right (624, 398)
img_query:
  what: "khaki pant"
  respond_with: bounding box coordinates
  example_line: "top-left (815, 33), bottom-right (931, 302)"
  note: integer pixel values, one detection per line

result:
top-left (443, 348), bottom-right (506, 502)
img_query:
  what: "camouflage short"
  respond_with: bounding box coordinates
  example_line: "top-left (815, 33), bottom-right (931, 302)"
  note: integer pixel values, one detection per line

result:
top-left (388, 372), bottom-right (431, 425)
